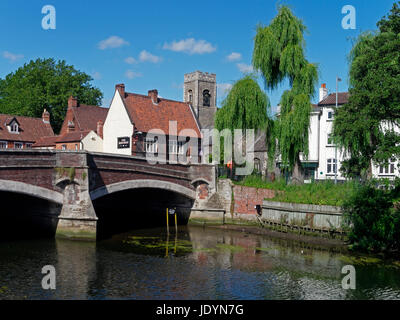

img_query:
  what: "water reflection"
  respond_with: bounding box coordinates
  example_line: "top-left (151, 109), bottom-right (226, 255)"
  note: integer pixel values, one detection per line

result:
top-left (0, 226), bottom-right (400, 300)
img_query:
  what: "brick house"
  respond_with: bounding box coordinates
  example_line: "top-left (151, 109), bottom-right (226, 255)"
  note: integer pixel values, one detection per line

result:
top-left (0, 110), bottom-right (54, 149)
top-left (34, 96), bottom-right (107, 152)
top-left (103, 84), bottom-right (202, 162)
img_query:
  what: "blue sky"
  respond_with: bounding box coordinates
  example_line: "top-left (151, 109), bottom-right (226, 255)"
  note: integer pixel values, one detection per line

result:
top-left (0, 0), bottom-right (396, 113)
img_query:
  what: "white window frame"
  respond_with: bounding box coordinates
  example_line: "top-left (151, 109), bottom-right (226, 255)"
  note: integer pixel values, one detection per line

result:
top-left (9, 122), bottom-right (19, 133)
top-left (327, 133), bottom-right (334, 146)
top-left (379, 158), bottom-right (396, 175)
top-left (145, 139), bottom-right (159, 154)
top-left (327, 111), bottom-right (334, 120)
top-left (169, 140), bottom-right (184, 155)
top-left (0, 141), bottom-right (8, 149)
top-left (327, 158), bottom-right (337, 174)
top-left (14, 142), bottom-right (23, 149)
top-left (62, 144), bottom-right (67, 150)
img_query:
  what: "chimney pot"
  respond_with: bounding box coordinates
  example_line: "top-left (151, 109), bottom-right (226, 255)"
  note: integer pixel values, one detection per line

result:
top-left (68, 96), bottom-right (78, 109)
top-left (148, 89), bottom-right (158, 104)
top-left (116, 84), bottom-right (125, 98)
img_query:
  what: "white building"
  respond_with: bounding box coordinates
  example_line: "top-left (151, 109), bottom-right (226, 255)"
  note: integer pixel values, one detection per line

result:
top-left (302, 84), bottom-right (399, 181)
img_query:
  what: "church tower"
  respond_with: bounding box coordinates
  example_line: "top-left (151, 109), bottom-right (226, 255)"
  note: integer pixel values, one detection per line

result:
top-left (183, 71), bottom-right (217, 130)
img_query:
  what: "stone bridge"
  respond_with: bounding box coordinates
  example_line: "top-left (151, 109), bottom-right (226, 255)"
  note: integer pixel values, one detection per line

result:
top-left (0, 150), bottom-right (216, 240)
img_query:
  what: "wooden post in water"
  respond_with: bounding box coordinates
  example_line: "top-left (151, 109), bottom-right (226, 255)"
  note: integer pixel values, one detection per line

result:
top-left (174, 212), bottom-right (178, 234)
top-left (166, 208), bottom-right (170, 235)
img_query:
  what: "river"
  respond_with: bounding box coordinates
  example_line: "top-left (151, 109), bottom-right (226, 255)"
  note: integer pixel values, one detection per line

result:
top-left (0, 225), bottom-right (400, 300)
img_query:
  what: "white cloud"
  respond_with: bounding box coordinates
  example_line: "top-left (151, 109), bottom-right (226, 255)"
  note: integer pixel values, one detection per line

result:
top-left (98, 36), bottom-right (129, 50)
top-left (163, 38), bottom-right (216, 55)
top-left (227, 52), bottom-right (242, 62)
top-left (237, 63), bottom-right (254, 73)
top-left (92, 72), bottom-right (102, 80)
top-left (139, 50), bottom-right (162, 63)
top-left (3, 51), bottom-right (24, 62)
top-left (124, 56), bottom-right (137, 64)
top-left (125, 70), bottom-right (142, 79)
top-left (217, 83), bottom-right (233, 96)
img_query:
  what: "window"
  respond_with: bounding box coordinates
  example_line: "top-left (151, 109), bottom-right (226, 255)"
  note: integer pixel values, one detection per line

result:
top-left (25, 143), bottom-right (32, 149)
top-left (203, 90), bottom-right (211, 107)
top-left (327, 134), bottom-right (334, 145)
top-left (14, 142), bottom-right (23, 149)
top-left (169, 140), bottom-right (184, 155)
top-left (10, 122), bottom-right (19, 133)
top-left (188, 90), bottom-right (193, 103)
top-left (379, 158), bottom-right (396, 175)
top-left (0, 141), bottom-right (8, 149)
top-left (62, 145), bottom-right (67, 150)
top-left (75, 144), bottom-right (79, 151)
top-left (327, 111), bottom-right (334, 120)
top-left (145, 139), bottom-right (158, 154)
top-left (254, 158), bottom-right (261, 173)
top-left (327, 158), bottom-right (337, 174)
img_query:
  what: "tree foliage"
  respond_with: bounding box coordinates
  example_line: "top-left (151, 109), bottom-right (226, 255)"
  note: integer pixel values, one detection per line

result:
top-left (214, 75), bottom-right (271, 165)
top-left (342, 179), bottom-right (400, 252)
top-left (215, 75), bottom-right (270, 132)
top-left (0, 58), bottom-right (103, 133)
top-left (334, 2), bottom-right (400, 178)
top-left (252, 5), bottom-right (318, 182)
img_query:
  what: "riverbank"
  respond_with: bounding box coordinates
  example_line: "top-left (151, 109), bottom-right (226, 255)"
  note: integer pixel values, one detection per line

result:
top-left (188, 219), bottom-right (348, 251)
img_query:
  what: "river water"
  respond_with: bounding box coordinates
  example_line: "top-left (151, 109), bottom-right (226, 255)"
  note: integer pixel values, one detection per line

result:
top-left (0, 225), bottom-right (400, 300)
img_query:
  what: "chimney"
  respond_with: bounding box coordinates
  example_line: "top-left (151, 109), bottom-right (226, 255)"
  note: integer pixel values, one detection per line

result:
top-left (116, 84), bottom-right (125, 98)
top-left (148, 89), bottom-right (158, 104)
top-left (97, 120), bottom-right (104, 139)
top-left (67, 120), bottom-right (75, 133)
top-left (319, 84), bottom-right (328, 103)
top-left (42, 109), bottom-right (50, 124)
top-left (68, 96), bottom-right (78, 109)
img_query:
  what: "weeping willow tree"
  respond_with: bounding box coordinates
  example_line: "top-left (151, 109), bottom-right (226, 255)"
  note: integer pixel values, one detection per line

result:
top-left (214, 75), bottom-right (271, 165)
top-left (252, 5), bottom-right (318, 184)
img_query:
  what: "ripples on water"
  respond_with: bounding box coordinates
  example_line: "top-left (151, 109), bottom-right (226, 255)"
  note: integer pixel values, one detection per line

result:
top-left (0, 226), bottom-right (400, 300)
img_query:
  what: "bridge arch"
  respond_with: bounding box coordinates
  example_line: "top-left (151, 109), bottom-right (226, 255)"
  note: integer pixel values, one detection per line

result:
top-left (90, 179), bottom-right (196, 201)
top-left (0, 180), bottom-right (63, 204)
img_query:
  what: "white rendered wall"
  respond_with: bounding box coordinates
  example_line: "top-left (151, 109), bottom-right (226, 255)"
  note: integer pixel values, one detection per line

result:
top-left (82, 131), bottom-right (103, 153)
top-left (103, 90), bottom-right (133, 155)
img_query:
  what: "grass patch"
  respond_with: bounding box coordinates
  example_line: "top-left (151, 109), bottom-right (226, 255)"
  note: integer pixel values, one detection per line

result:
top-left (235, 175), bottom-right (359, 206)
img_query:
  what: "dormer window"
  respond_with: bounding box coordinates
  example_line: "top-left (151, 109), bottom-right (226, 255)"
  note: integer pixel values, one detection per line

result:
top-left (10, 122), bottom-right (19, 134)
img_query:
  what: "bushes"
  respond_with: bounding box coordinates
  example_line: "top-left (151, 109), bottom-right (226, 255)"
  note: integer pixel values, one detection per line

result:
top-left (235, 175), bottom-right (357, 206)
top-left (342, 179), bottom-right (400, 253)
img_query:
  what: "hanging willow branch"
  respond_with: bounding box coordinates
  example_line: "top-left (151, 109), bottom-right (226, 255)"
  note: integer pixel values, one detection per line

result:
top-left (252, 5), bottom-right (318, 174)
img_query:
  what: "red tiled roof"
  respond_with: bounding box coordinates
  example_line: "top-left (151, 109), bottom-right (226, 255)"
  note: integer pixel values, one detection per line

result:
top-left (123, 93), bottom-right (201, 138)
top-left (318, 92), bottom-right (349, 106)
top-left (71, 105), bottom-right (108, 132)
top-left (0, 114), bottom-right (54, 142)
top-left (60, 104), bottom-right (108, 136)
top-left (56, 130), bottom-right (91, 143)
top-left (32, 135), bottom-right (58, 148)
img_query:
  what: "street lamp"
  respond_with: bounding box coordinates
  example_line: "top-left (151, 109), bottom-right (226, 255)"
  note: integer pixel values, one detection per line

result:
top-left (335, 76), bottom-right (342, 184)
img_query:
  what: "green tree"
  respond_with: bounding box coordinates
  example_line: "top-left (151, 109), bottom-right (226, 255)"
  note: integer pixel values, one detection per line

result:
top-left (333, 2), bottom-right (400, 179)
top-left (252, 5), bottom-right (318, 184)
top-left (0, 58), bottom-right (103, 133)
top-left (214, 75), bottom-right (271, 165)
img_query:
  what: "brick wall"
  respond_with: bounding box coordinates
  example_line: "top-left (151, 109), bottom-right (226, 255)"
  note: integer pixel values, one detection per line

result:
top-left (233, 185), bottom-right (275, 216)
